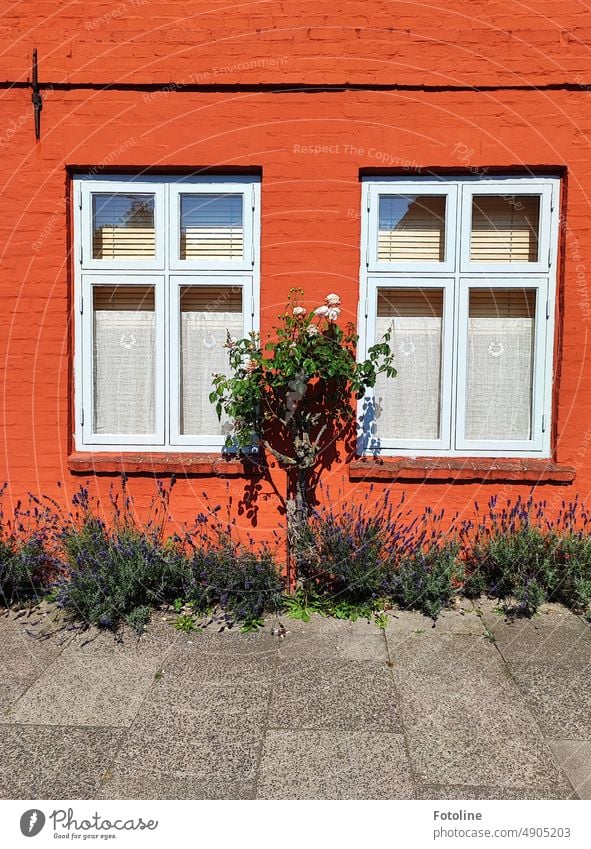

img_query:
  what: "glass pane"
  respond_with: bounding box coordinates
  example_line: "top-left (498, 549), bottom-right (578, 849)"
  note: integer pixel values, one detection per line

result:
top-left (92, 193), bottom-right (155, 259)
top-left (378, 195), bottom-right (446, 262)
top-left (92, 286), bottom-right (156, 435)
top-left (470, 195), bottom-right (540, 262)
top-left (374, 288), bottom-right (444, 440)
top-left (466, 288), bottom-right (536, 441)
top-left (179, 286), bottom-right (243, 436)
top-left (180, 194), bottom-right (243, 261)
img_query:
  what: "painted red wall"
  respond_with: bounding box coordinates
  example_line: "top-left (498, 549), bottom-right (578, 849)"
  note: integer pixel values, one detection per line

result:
top-left (1, 2), bottom-right (591, 541)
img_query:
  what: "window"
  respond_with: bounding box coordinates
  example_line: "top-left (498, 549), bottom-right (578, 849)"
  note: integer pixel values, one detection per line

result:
top-left (359, 177), bottom-right (559, 457)
top-left (74, 175), bottom-right (260, 451)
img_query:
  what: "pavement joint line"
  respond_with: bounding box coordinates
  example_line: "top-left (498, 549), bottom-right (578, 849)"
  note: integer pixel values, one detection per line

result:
top-left (548, 739), bottom-right (591, 798)
top-left (252, 641), bottom-right (281, 800)
top-left (383, 627), bottom-right (420, 799)
top-left (2, 615), bottom-right (75, 721)
top-left (489, 634), bottom-right (580, 799)
top-left (489, 608), bottom-right (591, 665)
top-left (0, 723), bottom-right (130, 730)
top-left (95, 629), bottom-right (182, 796)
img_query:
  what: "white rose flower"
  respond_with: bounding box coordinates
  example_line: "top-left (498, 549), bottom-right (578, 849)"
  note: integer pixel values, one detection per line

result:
top-left (292, 306), bottom-right (307, 317)
top-left (325, 293), bottom-right (341, 306)
top-left (314, 305), bottom-right (329, 317)
top-left (327, 306), bottom-right (341, 321)
top-left (307, 324), bottom-right (320, 336)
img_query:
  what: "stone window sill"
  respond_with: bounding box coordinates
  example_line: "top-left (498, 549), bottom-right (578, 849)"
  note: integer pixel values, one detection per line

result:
top-left (67, 452), bottom-right (265, 477)
top-left (348, 457), bottom-right (576, 484)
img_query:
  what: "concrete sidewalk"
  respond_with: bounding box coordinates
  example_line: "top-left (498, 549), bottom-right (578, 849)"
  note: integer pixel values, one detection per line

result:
top-left (1, 600), bottom-right (590, 800)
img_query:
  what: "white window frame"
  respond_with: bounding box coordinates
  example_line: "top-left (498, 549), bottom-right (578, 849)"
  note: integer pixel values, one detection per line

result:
top-left (363, 276), bottom-right (455, 453)
top-left (459, 181), bottom-right (554, 274)
top-left (80, 180), bottom-right (166, 271)
top-left (168, 274), bottom-right (255, 446)
top-left (367, 181), bottom-right (458, 273)
top-left (169, 183), bottom-right (255, 272)
top-left (81, 275), bottom-right (166, 446)
top-left (73, 174), bottom-right (261, 453)
top-left (359, 175), bottom-right (560, 458)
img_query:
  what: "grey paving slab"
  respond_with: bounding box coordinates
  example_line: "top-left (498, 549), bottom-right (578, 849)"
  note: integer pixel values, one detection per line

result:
top-left (0, 724), bottom-right (124, 799)
top-left (486, 609), bottom-right (591, 667)
top-left (111, 730), bottom-right (263, 786)
top-left (336, 619), bottom-right (389, 664)
top-left (393, 666), bottom-right (541, 741)
top-left (0, 606), bottom-right (587, 800)
top-left (336, 631), bottom-right (389, 662)
top-left (278, 615), bottom-right (340, 659)
top-left (0, 615), bottom-right (70, 714)
top-left (511, 664), bottom-right (591, 739)
top-left (416, 784), bottom-right (576, 800)
top-left (5, 626), bottom-right (175, 727)
top-left (421, 608), bottom-right (486, 636)
top-left (387, 632), bottom-right (502, 677)
top-left (384, 601), bottom-right (483, 635)
top-left (193, 625), bottom-right (282, 657)
top-left (98, 771), bottom-right (255, 800)
top-left (108, 679), bottom-right (271, 784)
top-left (405, 733), bottom-right (572, 793)
top-left (268, 658), bottom-right (401, 731)
top-left (257, 730), bottom-right (415, 799)
top-left (161, 640), bottom-right (277, 684)
top-left (548, 741), bottom-right (591, 800)
top-left (138, 678), bottom-right (273, 737)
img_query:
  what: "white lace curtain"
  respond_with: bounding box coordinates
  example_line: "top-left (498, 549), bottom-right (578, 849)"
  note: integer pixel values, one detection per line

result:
top-left (375, 313), bottom-right (443, 441)
top-left (92, 286), bottom-right (243, 438)
top-left (180, 309), bottom-right (242, 436)
top-left (93, 295), bottom-right (156, 435)
top-left (466, 316), bottom-right (534, 440)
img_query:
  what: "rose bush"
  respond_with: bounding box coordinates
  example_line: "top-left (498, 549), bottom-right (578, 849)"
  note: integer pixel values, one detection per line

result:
top-left (210, 289), bottom-right (396, 576)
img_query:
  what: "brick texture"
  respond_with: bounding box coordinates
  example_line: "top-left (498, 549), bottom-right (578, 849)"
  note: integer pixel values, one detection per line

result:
top-left (0, 5), bottom-right (590, 535)
top-left (1, 1), bottom-right (591, 87)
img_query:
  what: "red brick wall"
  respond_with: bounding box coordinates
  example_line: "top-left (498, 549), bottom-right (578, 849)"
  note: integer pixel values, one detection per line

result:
top-left (2, 0), bottom-right (591, 86)
top-left (1, 3), bottom-right (591, 539)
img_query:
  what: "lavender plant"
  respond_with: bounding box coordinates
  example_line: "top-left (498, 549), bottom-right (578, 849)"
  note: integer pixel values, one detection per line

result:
top-left (0, 485), bottom-right (62, 606)
top-left (463, 495), bottom-right (591, 615)
top-left (295, 492), bottom-right (463, 619)
top-left (56, 481), bottom-right (283, 633)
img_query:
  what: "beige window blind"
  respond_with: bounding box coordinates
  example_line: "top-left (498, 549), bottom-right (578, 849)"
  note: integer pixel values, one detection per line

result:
top-left (92, 285), bottom-right (156, 434)
top-left (92, 194), bottom-right (155, 259)
top-left (374, 288), bottom-right (444, 440)
top-left (466, 287), bottom-right (536, 441)
top-left (378, 195), bottom-right (446, 262)
top-left (179, 286), bottom-right (243, 436)
top-left (180, 194), bottom-right (244, 261)
top-left (470, 195), bottom-right (540, 263)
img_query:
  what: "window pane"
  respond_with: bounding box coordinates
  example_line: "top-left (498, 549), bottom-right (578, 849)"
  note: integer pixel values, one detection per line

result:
top-left (466, 288), bottom-right (536, 441)
top-left (378, 195), bottom-right (446, 262)
top-left (179, 286), bottom-right (243, 436)
top-left (93, 286), bottom-right (156, 434)
top-left (374, 288), bottom-right (444, 440)
top-left (92, 194), bottom-right (155, 259)
top-left (180, 194), bottom-right (244, 261)
top-left (470, 195), bottom-right (540, 262)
